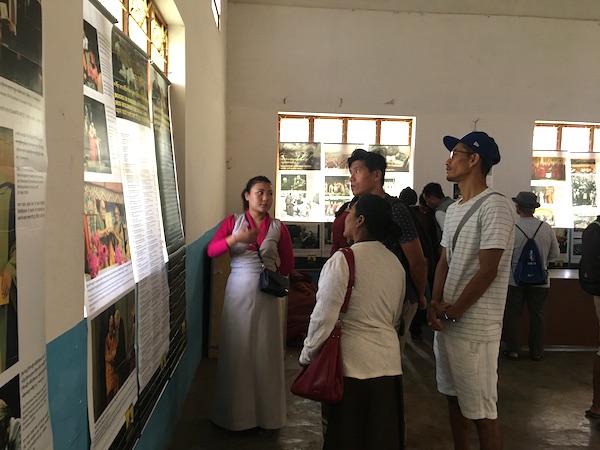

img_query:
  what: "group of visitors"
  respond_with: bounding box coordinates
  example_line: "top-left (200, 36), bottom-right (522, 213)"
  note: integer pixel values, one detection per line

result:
top-left (206, 130), bottom-right (599, 449)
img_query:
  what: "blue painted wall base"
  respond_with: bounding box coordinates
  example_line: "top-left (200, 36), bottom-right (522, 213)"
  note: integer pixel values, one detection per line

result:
top-left (47, 227), bottom-right (216, 449)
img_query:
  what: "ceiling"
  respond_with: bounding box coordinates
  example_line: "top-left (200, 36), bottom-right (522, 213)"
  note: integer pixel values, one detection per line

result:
top-left (229, 0), bottom-right (600, 21)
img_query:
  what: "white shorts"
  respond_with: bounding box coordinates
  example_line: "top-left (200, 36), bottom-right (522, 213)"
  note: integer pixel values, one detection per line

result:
top-left (433, 331), bottom-right (499, 420)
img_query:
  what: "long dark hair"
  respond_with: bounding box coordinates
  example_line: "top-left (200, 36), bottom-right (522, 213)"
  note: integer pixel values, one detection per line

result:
top-left (348, 194), bottom-right (401, 242)
top-left (241, 175), bottom-right (271, 210)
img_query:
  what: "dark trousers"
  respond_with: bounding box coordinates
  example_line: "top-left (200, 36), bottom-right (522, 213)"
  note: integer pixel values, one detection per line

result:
top-left (324, 375), bottom-right (404, 450)
top-left (504, 285), bottom-right (549, 357)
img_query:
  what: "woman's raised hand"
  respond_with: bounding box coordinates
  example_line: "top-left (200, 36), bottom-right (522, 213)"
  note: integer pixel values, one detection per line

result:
top-left (235, 224), bottom-right (258, 244)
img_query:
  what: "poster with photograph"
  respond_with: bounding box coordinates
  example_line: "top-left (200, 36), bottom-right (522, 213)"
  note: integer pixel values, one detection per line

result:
top-left (84, 96), bottom-right (112, 174)
top-left (83, 2), bottom-right (135, 319)
top-left (531, 151), bottom-right (573, 228)
top-left (531, 185), bottom-right (555, 206)
top-left (84, 19), bottom-right (104, 94)
top-left (531, 155), bottom-right (567, 181)
top-left (286, 222), bottom-right (321, 252)
top-left (324, 176), bottom-right (351, 197)
top-left (278, 171), bottom-right (322, 220)
top-left (88, 289), bottom-right (137, 450)
top-left (0, 1), bottom-right (52, 448)
top-left (571, 159), bottom-right (597, 207)
top-left (324, 198), bottom-right (347, 219)
top-left (368, 144), bottom-right (410, 172)
top-left (279, 142), bottom-right (321, 170)
top-left (281, 174), bottom-right (307, 191)
top-left (0, 0), bottom-right (42, 95)
top-left (112, 32), bottom-right (150, 127)
top-left (323, 143), bottom-right (357, 170)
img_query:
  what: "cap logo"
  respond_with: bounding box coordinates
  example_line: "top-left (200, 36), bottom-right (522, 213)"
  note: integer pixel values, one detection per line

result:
top-left (473, 141), bottom-right (480, 147)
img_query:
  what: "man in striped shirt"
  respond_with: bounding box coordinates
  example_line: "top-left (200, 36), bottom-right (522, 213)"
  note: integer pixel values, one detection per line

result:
top-left (427, 131), bottom-right (515, 450)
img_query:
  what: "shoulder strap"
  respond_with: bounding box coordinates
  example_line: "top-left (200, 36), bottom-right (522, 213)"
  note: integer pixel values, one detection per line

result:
top-left (338, 247), bottom-right (355, 315)
top-left (516, 221), bottom-right (544, 240)
top-left (451, 192), bottom-right (501, 252)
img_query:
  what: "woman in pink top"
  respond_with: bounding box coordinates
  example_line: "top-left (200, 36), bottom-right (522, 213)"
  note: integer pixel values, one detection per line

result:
top-left (207, 176), bottom-right (294, 432)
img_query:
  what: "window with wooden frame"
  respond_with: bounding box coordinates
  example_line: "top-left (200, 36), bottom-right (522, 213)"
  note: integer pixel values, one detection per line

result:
top-left (533, 122), bottom-right (600, 153)
top-left (277, 113), bottom-right (415, 224)
top-left (531, 121), bottom-right (600, 234)
top-left (97, 0), bottom-right (168, 75)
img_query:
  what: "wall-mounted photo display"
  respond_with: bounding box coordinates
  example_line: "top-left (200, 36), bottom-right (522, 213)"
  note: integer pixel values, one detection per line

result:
top-left (278, 142), bottom-right (321, 170)
top-left (531, 151), bottom-right (573, 229)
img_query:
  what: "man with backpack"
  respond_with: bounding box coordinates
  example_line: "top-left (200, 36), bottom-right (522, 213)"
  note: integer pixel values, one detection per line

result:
top-left (502, 191), bottom-right (559, 361)
top-left (580, 215), bottom-right (600, 422)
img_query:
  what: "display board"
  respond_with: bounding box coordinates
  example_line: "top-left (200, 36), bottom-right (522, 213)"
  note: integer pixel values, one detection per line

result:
top-left (83, 1), bottom-right (186, 448)
top-left (531, 150), bottom-right (599, 267)
top-left (277, 142), bottom-right (413, 222)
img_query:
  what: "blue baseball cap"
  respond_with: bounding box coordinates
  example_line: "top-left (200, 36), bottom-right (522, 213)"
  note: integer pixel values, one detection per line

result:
top-left (443, 131), bottom-right (501, 167)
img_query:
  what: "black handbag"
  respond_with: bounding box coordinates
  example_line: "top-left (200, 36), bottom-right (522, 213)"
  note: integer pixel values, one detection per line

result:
top-left (247, 214), bottom-right (289, 297)
top-left (259, 267), bottom-right (289, 297)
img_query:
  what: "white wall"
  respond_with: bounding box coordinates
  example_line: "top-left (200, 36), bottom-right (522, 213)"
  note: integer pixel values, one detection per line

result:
top-left (227, 3), bottom-right (600, 211)
top-left (44, 0), bottom-right (84, 342)
top-left (175, 0), bottom-right (228, 242)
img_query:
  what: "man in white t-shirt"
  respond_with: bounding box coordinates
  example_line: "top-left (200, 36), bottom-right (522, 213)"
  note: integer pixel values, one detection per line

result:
top-left (427, 131), bottom-right (515, 450)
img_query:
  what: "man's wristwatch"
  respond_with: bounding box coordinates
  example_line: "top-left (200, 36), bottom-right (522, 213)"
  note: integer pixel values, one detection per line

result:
top-left (442, 308), bottom-right (458, 323)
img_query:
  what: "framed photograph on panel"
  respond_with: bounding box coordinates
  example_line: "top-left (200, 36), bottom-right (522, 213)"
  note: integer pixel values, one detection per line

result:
top-left (279, 142), bottom-right (321, 170)
top-left (368, 144), bottom-right (411, 172)
top-left (285, 222), bottom-right (322, 257)
top-left (323, 143), bottom-right (359, 170)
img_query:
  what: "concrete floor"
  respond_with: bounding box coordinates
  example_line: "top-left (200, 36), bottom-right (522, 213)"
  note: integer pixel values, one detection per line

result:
top-left (168, 329), bottom-right (600, 449)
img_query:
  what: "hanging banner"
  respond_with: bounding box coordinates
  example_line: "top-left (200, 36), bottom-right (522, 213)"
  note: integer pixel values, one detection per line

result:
top-left (0, 0), bottom-right (52, 448)
top-left (112, 29), bottom-right (170, 392)
top-left (83, 2), bottom-right (137, 449)
top-left (150, 64), bottom-right (186, 383)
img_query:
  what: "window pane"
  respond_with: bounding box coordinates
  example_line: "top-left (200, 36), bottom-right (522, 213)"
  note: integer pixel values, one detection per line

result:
top-left (532, 126), bottom-right (558, 150)
top-left (98, 0), bottom-right (124, 29)
top-left (381, 121), bottom-right (409, 145)
top-left (151, 48), bottom-right (165, 73)
top-left (130, 0), bottom-right (148, 27)
top-left (280, 118), bottom-right (309, 142)
top-left (347, 119), bottom-right (376, 146)
top-left (314, 118), bottom-right (342, 143)
top-left (594, 129), bottom-right (600, 152)
top-left (129, 18), bottom-right (148, 53)
top-left (151, 17), bottom-right (167, 58)
top-left (561, 127), bottom-right (590, 152)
